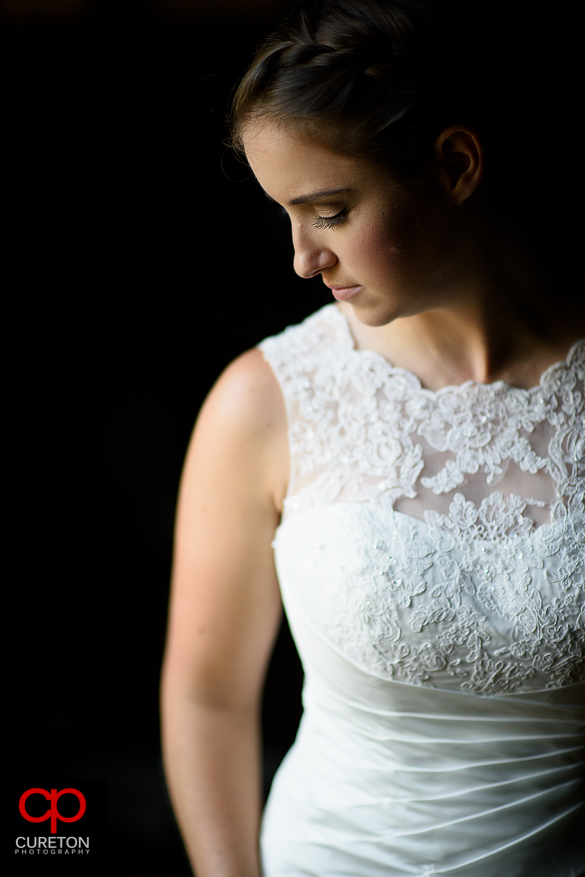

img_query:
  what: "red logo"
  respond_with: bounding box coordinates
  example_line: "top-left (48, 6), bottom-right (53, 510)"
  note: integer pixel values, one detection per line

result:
top-left (19, 788), bottom-right (86, 834)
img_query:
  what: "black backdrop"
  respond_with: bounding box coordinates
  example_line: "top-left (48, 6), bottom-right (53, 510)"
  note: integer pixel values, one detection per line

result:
top-left (5, 1), bottom-right (581, 873)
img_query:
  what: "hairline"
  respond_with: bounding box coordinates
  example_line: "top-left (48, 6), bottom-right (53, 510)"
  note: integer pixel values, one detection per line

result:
top-left (236, 111), bottom-right (438, 194)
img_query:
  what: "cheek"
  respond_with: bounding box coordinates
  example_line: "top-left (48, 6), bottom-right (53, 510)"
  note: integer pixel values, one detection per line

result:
top-left (354, 215), bottom-right (404, 269)
top-left (388, 200), bottom-right (454, 282)
top-left (357, 220), bottom-right (417, 286)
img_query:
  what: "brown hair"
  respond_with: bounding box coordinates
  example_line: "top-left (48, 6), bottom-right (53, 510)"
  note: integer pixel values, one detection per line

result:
top-left (230, 0), bottom-right (486, 186)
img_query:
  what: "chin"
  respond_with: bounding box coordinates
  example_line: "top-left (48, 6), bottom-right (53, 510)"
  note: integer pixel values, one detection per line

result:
top-left (351, 301), bottom-right (401, 328)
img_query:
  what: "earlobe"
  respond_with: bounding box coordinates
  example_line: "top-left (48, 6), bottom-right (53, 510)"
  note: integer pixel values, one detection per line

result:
top-left (435, 126), bottom-right (483, 204)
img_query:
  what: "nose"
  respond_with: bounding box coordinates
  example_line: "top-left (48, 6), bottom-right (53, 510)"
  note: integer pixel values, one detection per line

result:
top-left (292, 224), bottom-right (337, 279)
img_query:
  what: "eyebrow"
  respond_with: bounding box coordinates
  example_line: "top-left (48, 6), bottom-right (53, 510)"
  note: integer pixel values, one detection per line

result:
top-left (264, 187), bottom-right (352, 206)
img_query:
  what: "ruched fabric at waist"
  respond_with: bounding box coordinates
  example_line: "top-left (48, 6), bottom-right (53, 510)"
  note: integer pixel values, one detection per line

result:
top-left (260, 596), bottom-right (585, 876)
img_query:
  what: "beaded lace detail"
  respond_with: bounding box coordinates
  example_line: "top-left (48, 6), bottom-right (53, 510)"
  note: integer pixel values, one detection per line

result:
top-left (260, 305), bottom-right (585, 694)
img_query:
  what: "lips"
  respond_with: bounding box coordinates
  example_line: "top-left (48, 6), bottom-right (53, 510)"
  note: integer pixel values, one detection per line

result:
top-left (324, 281), bottom-right (358, 291)
top-left (324, 281), bottom-right (362, 302)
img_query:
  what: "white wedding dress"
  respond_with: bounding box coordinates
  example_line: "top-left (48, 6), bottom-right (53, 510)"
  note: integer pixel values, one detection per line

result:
top-left (257, 304), bottom-right (585, 877)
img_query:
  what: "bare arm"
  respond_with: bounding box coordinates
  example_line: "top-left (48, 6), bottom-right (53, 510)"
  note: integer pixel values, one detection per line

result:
top-left (160, 348), bottom-right (288, 877)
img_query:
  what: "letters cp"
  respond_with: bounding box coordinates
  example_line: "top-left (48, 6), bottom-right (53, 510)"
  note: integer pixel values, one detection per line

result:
top-left (19, 788), bottom-right (86, 834)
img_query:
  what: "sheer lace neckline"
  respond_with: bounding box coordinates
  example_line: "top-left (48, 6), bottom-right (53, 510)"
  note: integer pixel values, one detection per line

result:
top-left (331, 303), bottom-right (585, 396)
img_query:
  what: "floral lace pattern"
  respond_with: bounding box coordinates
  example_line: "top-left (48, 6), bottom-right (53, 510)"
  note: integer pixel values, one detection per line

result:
top-left (260, 305), bottom-right (585, 694)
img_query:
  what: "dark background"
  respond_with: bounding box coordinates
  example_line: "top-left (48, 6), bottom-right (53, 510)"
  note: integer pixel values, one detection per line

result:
top-left (5, 1), bottom-right (581, 873)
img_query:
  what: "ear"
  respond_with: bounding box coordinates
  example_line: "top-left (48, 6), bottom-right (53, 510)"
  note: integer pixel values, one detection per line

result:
top-left (433, 126), bottom-right (483, 204)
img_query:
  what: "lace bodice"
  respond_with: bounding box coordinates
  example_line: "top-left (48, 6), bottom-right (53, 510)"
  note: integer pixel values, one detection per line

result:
top-left (259, 304), bottom-right (585, 695)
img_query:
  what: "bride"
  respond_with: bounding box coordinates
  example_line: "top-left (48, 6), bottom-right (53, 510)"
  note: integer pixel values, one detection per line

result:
top-left (160, 1), bottom-right (585, 875)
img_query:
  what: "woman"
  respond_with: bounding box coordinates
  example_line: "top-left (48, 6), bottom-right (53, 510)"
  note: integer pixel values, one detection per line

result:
top-left (160, 2), bottom-right (585, 875)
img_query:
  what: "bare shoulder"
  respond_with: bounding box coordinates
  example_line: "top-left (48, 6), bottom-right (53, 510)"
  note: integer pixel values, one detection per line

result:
top-left (205, 347), bottom-right (286, 427)
top-left (186, 347), bottom-right (289, 514)
top-left (165, 347), bottom-right (288, 709)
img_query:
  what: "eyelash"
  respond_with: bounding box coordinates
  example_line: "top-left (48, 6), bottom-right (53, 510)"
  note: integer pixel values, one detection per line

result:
top-left (313, 209), bottom-right (347, 230)
top-left (273, 205), bottom-right (348, 230)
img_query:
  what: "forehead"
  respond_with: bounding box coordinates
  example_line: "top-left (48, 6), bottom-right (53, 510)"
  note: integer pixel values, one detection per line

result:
top-left (242, 122), bottom-right (385, 201)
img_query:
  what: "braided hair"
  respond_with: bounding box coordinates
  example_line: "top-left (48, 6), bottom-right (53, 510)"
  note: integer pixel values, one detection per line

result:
top-left (230, 0), bottom-right (487, 187)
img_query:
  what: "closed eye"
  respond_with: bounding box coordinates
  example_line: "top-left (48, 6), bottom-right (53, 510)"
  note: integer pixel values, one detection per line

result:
top-left (313, 208), bottom-right (347, 230)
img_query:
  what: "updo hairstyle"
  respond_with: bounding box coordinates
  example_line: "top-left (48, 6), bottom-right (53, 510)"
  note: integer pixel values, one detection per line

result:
top-left (230, 0), bottom-right (490, 189)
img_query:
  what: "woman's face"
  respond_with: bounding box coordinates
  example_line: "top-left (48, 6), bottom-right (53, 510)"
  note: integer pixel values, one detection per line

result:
top-left (243, 122), bottom-right (463, 327)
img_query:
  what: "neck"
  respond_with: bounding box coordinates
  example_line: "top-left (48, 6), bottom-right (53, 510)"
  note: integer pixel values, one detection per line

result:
top-left (340, 198), bottom-right (583, 390)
